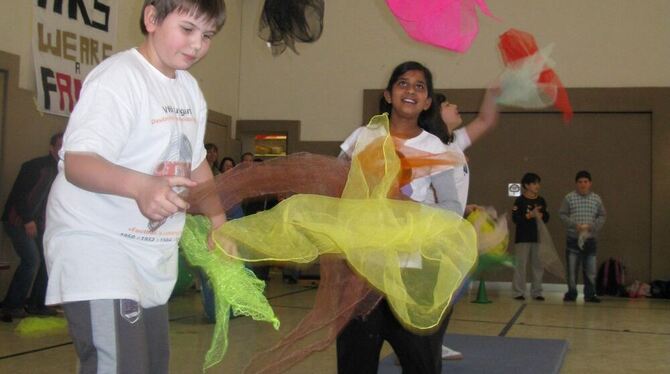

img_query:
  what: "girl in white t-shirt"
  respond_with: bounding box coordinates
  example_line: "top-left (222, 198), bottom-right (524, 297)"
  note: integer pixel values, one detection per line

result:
top-left (433, 89), bottom-right (500, 360)
top-left (337, 61), bottom-right (464, 374)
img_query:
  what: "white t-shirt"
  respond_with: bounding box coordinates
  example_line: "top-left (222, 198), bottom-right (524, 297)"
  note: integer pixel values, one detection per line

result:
top-left (446, 127), bottom-right (472, 214)
top-left (340, 126), bottom-right (450, 204)
top-left (44, 49), bottom-right (208, 308)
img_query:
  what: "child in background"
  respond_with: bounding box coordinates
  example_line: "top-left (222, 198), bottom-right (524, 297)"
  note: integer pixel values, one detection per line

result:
top-left (512, 172), bottom-right (550, 301)
top-left (433, 85), bottom-right (500, 360)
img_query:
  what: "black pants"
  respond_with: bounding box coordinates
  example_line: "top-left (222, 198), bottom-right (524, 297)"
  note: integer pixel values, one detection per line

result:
top-left (336, 299), bottom-right (450, 374)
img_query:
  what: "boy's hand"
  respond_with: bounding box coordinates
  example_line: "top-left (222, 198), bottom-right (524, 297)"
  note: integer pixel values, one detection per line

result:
top-left (135, 175), bottom-right (197, 221)
top-left (205, 213), bottom-right (238, 257)
top-left (24, 221), bottom-right (38, 239)
top-left (209, 229), bottom-right (239, 257)
top-left (465, 204), bottom-right (481, 215)
top-left (207, 213), bottom-right (228, 251)
top-left (532, 206), bottom-right (543, 219)
top-left (576, 224), bottom-right (591, 232)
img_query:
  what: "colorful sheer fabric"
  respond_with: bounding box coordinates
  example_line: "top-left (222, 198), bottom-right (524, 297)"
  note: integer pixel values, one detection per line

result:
top-left (244, 256), bottom-right (382, 374)
top-left (497, 28), bottom-right (573, 122)
top-left (536, 218), bottom-right (565, 280)
top-left (466, 208), bottom-right (565, 278)
top-left (385, 0), bottom-right (495, 53)
top-left (211, 113), bottom-right (478, 332)
top-left (179, 215), bottom-right (280, 371)
top-left (466, 207), bottom-right (513, 273)
top-left (258, 0), bottom-right (325, 56)
top-left (186, 114), bottom-right (477, 372)
top-left (189, 153), bottom-right (350, 215)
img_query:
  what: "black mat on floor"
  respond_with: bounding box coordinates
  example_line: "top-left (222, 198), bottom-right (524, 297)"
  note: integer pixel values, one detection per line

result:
top-left (379, 333), bottom-right (568, 374)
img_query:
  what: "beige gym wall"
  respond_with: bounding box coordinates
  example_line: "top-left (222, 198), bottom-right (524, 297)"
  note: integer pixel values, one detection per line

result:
top-left (1, 1), bottom-right (668, 141)
top-left (237, 0), bottom-right (670, 140)
top-left (0, 1), bottom-right (669, 286)
top-left (0, 0), bottom-right (242, 119)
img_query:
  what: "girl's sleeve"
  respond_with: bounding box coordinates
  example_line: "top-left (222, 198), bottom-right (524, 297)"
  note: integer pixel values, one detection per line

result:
top-left (429, 168), bottom-right (463, 215)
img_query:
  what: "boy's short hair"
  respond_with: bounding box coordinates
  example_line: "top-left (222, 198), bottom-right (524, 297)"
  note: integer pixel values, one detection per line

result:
top-left (575, 170), bottom-right (592, 181)
top-left (50, 132), bottom-right (64, 146)
top-left (204, 143), bottom-right (218, 151)
top-left (521, 172), bottom-right (541, 188)
top-left (140, 0), bottom-right (227, 35)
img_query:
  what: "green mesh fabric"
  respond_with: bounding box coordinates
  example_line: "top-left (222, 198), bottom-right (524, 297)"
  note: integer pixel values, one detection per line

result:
top-left (180, 215), bottom-right (279, 371)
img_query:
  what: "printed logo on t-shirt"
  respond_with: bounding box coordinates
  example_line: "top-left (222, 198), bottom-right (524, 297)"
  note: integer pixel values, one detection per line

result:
top-left (151, 105), bottom-right (196, 125)
top-left (122, 130), bottom-right (193, 241)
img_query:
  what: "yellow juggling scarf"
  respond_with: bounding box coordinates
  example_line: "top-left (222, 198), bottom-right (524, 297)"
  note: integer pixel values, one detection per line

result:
top-left (212, 114), bottom-right (478, 331)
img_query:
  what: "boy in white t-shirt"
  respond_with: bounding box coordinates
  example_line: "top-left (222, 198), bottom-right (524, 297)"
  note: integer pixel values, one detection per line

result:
top-left (44, 1), bottom-right (228, 372)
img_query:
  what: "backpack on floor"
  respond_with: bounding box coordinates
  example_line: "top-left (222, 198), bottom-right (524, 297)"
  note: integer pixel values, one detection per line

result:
top-left (650, 280), bottom-right (670, 299)
top-left (596, 258), bottom-right (626, 297)
top-left (626, 280), bottom-right (651, 298)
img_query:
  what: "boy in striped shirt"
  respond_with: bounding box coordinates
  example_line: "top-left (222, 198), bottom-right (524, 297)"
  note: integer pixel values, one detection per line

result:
top-left (559, 170), bottom-right (607, 302)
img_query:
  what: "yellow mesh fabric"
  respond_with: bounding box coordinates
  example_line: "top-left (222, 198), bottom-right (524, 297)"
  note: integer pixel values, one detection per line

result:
top-left (212, 113), bottom-right (477, 331)
top-left (15, 317), bottom-right (68, 337)
top-left (467, 207), bottom-right (510, 256)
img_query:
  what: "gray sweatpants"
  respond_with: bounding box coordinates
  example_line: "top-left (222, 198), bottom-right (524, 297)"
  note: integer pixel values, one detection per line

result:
top-left (63, 299), bottom-right (169, 374)
top-left (512, 242), bottom-right (544, 298)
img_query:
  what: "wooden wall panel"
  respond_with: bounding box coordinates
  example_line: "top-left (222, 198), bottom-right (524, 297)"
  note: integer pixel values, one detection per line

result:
top-left (364, 87), bottom-right (670, 282)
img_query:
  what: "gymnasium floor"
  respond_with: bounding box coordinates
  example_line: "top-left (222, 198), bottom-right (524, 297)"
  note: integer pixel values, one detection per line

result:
top-left (1, 273), bottom-right (669, 373)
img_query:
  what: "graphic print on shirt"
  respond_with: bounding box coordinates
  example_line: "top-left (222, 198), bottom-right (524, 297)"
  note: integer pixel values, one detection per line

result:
top-left (148, 126), bottom-right (193, 231)
top-left (121, 101), bottom-right (197, 242)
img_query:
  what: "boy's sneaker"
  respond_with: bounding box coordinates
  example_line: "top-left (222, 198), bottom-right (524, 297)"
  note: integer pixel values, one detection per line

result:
top-left (585, 296), bottom-right (602, 303)
top-left (563, 294), bottom-right (576, 302)
top-left (26, 306), bottom-right (59, 316)
top-left (2, 308), bottom-right (28, 319)
top-left (534, 296), bottom-right (545, 301)
top-left (441, 345), bottom-right (464, 360)
top-left (514, 295), bottom-right (525, 301)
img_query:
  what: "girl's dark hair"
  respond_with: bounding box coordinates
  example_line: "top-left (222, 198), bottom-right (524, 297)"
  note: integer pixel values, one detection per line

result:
top-left (219, 156), bottom-right (236, 172)
top-left (432, 93), bottom-right (454, 144)
top-left (140, 0), bottom-right (227, 35)
top-left (521, 172), bottom-right (541, 188)
top-left (379, 61), bottom-right (451, 145)
top-left (259, 0), bottom-right (324, 56)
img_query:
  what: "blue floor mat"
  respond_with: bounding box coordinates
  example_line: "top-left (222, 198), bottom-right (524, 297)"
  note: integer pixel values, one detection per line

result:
top-left (379, 333), bottom-right (568, 374)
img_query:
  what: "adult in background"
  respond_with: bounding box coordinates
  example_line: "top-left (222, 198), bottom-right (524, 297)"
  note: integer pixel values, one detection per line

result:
top-left (219, 156), bottom-right (236, 173)
top-left (205, 143), bottom-right (220, 175)
top-left (1, 132), bottom-right (63, 321)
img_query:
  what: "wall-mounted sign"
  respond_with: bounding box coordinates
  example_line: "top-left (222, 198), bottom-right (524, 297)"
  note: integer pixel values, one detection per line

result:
top-left (33, 0), bottom-right (118, 117)
top-left (508, 183), bottom-right (521, 197)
